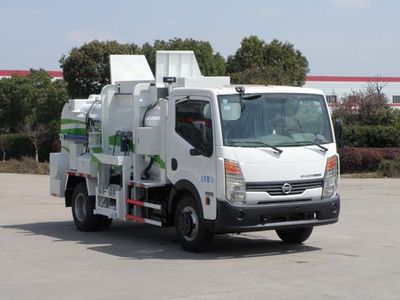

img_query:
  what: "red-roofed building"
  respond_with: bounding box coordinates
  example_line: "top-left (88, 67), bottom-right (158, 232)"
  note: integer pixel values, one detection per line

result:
top-left (0, 70), bottom-right (63, 80)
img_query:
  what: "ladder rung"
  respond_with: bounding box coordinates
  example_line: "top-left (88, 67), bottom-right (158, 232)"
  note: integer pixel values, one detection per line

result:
top-left (126, 198), bottom-right (161, 210)
top-left (126, 214), bottom-right (145, 223)
top-left (125, 214), bottom-right (162, 226)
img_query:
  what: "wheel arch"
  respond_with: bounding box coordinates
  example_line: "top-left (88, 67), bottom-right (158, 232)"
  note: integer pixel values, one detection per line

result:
top-left (168, 179), bottom-right (203, 225)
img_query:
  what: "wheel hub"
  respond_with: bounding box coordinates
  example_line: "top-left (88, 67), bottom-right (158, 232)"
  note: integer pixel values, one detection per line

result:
top-left (178, 207), bottom-right (199, 241)
top-left (74, 193), bottom-right (87, 222)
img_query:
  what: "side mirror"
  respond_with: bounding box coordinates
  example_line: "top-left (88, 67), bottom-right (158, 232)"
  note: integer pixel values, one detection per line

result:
top-left (334, 119), bottom-right (344, 148)
top-left (190, 145), bottom-right (212, 157)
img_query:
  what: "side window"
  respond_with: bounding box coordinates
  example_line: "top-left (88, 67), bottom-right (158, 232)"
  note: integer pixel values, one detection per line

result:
top-left (175, 100), bottom-right (213, 149)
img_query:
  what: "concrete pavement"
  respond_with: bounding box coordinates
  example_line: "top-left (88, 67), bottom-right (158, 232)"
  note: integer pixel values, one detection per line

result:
top-left (0, 174), bottom-right (399, 299)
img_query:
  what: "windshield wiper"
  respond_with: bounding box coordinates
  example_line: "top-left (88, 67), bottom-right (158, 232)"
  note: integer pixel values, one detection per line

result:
top-left (313, 143), bottom-right (328, 152)
top-left (228, 140), bottom-right (283, 154)
top-left (305, 140), bottom-right (328, 152)
top-left (275, 141), bottom-right (328, 152)
top-left (283, 141), bottom-right (328, 152)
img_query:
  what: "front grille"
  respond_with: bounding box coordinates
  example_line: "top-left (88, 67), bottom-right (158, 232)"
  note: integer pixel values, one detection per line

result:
top-left (246, 180), bottom-right (323, 196)
top-left (257, 198), bottom-right (312, 205)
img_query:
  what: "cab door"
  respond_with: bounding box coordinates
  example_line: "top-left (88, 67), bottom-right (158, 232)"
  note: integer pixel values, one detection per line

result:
top-left (166, 95), bottom-right (217, 220)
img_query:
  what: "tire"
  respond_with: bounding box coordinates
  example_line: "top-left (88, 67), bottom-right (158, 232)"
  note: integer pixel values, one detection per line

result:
top-left (276, 227), bottom-right (313, 244)
top-left (175, 195), bottom-right (214, 252)
top-left (71, 182), bottom-right (112, 231)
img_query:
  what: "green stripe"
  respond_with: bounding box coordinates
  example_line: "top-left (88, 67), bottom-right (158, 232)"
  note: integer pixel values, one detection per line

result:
top-left (91, 154), bottom-right (101, 164)
top-left (91, 147), bottom-right (103, 153)
top-left (153, 155), bottom-right (166, 169)
top-left (61, 128), bottom-right (87, 135)
top-left (108, 135), bottom-right (135, 152)
top-left (108, 134), bottom-right (120, 146)
top-left (61, 146), bottom-right (70, 153)
top-left (61, 119), bottom-right (86, 125)
top-left (61, 124), bottom-right (85, 130)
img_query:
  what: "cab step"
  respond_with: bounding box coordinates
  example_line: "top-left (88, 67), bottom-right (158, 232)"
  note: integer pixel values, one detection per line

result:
top-left (128, 180), bottom-right (166, 189)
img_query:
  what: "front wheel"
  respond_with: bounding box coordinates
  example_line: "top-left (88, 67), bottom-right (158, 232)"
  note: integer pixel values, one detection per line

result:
top-left (276, 227), bottom-right (313, 244)
top-left (175, 195), bottom-right (214, 252)
top-left (71, 183), bottom-right (112, 231)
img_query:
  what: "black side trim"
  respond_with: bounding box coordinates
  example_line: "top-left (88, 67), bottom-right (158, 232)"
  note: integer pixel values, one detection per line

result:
top-left (65, 175), bottom-right (85, 207)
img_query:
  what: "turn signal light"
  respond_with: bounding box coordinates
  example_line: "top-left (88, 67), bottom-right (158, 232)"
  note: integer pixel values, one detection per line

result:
top-left (323, 155), bottom-right (339, 198)
top-left (326, 156), bottom-right (337, 171)
top-left (224, 159), bottom-right (246, 205)
top-left (225, 160), bottom-right (242, 176)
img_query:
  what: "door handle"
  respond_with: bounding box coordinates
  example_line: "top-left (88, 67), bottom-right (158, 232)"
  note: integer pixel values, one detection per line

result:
top-left (171, 158), bottom-right (178, 171)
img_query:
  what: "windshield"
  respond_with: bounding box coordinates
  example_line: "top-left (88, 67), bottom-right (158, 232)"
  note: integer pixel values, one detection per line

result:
top-left (218, 93), bottom-right (333, 147)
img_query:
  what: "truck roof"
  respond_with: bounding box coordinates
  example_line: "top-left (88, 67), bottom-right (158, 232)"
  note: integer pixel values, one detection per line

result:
top-left (172, 85), bottom-right (325, 97)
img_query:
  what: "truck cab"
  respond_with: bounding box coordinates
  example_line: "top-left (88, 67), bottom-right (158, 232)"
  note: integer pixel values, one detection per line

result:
top-left (50, 51), bottom-right (340, 252)
top-left (167, 86), bottom-right (339, 245)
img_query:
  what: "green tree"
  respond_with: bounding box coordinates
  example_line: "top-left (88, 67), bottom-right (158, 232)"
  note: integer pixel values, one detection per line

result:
top-left (333, 89), bottom-right (400, 127)
top-left (60, 40), bottom-right (141, 98)
top-left (333, 88), bottom-right (400, 148)
top-left (0, 70), bottom-right (68, 133)
top-left (226, 36), bottom-right (309, 86)
top-left (144, 38), bottom-right (226, 76)
top-left (0, 70), bottom-right (68, 160)
top-left (0, 70), bottom-right (67, 133)
top-left (0, 75), bottom-right (29, 132)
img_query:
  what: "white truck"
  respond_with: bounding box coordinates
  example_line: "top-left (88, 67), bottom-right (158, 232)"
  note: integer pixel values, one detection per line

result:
top-left (50, 51), bottom-right (341, 252)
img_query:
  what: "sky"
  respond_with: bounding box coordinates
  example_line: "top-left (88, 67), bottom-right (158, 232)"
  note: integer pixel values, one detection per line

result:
top-left (0, 0), bottom-right (399, 76)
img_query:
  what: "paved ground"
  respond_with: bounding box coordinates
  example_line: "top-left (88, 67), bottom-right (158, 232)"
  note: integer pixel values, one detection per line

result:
top-left (0, 174), bottom-right (399, 300)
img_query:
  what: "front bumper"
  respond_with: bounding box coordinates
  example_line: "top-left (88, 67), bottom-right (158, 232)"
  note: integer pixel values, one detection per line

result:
top-left (208, 194), bottom-right (340, 233)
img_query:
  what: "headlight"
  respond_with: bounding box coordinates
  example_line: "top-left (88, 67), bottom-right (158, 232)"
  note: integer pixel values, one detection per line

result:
top-left (225, 159), bottom-right (246, 205)
top-left (323, 155), bottom-right (339, 198)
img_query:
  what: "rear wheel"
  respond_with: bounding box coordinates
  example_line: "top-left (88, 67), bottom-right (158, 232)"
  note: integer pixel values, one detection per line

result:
top-left (71, 183), bottom-right (112, 231)
top-left (175, 195), bottom-right (213, 252)
top-left (276, 227), bottom-right (313, 244)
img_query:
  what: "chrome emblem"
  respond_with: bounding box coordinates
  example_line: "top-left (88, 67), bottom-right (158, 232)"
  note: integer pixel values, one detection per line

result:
top-left (281, 183), bottom-right (292, 195)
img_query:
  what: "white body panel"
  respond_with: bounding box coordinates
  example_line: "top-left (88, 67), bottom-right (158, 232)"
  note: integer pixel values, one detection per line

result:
top-left (136, 127), bottom-right (161, 155)
top-left (49, 152), bottom-right (68, 197)
top-left (68, 143), bottom-right (84, 170)
top-left (156, 51), bottom-right (202, 87)
top-left (175, 77), bottom-right (230, 88)
top-left (227, 145), bottom-right (334, 181)
top-left (110, 55), bottom-right (154, 84)
top-left (76, 153), bottom-right (97, 177)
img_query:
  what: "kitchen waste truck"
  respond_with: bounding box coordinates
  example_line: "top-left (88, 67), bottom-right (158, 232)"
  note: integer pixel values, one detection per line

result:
top-left (50, 51), bottom-right (341, 252)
